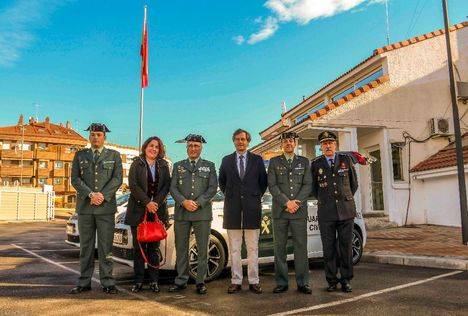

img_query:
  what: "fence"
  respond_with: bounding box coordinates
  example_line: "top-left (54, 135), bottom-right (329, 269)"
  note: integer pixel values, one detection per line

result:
top-left (0, 185), bottom-right (55, 221)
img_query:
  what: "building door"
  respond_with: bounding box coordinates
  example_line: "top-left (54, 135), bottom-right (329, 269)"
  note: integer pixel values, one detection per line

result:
top-left (369, 149), bottom-right (385, 211)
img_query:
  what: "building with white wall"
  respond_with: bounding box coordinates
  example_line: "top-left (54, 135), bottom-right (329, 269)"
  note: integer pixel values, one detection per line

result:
top-left (252, 22), bottom-right (468, 227)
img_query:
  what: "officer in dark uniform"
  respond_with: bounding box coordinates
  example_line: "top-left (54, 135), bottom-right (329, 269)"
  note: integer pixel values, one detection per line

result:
top-left (169, 134), bottom-right (218, 295)
top-left (69, 123), bottom-right (123, 294)
top-left (268, 131), bottom-right (312, 294)
top-left (311, 131), bottom-right (358, 293)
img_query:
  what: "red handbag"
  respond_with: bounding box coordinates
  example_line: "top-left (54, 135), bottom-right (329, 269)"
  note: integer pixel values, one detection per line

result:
top-left (137, 211), bottom-right (168, 269)
top-left (137, 211), bottom-right (167, 242)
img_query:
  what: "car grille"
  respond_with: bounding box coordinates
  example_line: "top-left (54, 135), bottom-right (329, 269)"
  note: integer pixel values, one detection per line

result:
top-left (67, 234), bottom-right (80, 243)
top-left (112, 246), bottom-right (134, 261)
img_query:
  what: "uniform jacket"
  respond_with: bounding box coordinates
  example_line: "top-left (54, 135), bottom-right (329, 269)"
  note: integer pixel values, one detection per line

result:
top-left (71, 147), bottom-right (123, 215)
top-left (170, 158), bottom-right (218, 221)
top-left (311, 153), bottom-right (358, 222)
top-left (268, 154), bottom-right (312, 220)
top-left (124, 156), bottom-right (170, 226)
top-left (218, 151), bottom-right (268, 229)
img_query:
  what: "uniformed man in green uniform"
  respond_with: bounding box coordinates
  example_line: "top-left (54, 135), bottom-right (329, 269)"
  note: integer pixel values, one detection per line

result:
top-left (70, 123), bottom-right (123, 294)
top-left (169, 134), bottom-right (218, 295)
top-left (311, 131), bottom-right (358, 293)
top-left (268, 131), bottom-right (312, 294)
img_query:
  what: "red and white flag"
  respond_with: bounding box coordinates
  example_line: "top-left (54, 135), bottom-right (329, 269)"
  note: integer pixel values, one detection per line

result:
top-left (140, 6), bottom-right (149, 88)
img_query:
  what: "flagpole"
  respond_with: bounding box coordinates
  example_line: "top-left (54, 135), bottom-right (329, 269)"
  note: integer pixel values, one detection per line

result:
top-left (139, 86), bottom-right (144, 150)
top-left (138, 5), bottom-right (148, 151)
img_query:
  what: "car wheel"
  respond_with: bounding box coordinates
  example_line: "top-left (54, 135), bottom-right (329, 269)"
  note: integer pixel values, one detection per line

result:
top-left (188, 232), bottom-right (226, 282)
top-left (352, 228), bottom-right (363, 265)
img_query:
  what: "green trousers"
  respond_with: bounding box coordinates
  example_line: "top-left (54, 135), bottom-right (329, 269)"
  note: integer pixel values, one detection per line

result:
top-left (77, 213), bottom-right (115, 287)
top-left (174, 220), bottom-right (211, 285)
top-left (273, 218), bottom-right (310, 287)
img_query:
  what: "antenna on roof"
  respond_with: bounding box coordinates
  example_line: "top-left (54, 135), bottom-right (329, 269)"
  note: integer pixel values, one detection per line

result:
top-left (385, 0), bottom-right (390, 45)
top-left (33, 102), bottom-right (40, 121)
top-left (281, 101), bottom-right (287, 115)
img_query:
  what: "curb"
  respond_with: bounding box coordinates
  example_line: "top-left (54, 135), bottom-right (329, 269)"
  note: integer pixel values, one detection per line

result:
top-left (362, 252), bottom-right (468, 271)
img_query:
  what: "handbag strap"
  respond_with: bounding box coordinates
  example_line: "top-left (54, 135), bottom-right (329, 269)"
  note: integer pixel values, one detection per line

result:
top-left (138, 238), bottom-right (167, 269)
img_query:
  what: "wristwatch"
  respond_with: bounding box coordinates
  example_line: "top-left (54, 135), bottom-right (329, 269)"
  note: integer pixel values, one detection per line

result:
top-left (88, 192), bottom-right (94, 199)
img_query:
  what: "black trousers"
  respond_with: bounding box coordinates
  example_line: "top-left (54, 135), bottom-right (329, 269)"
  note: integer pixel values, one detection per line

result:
top-left (318, 219), bottom-right (354, 285)
top-left (131, 225), bottom-right (160, 283)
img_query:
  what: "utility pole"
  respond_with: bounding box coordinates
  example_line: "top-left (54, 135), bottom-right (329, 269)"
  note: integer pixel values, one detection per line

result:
top-left (441, 0), bottom-right (468, 245)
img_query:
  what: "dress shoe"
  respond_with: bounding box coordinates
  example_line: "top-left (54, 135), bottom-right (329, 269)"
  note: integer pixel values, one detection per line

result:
top-left (103, 285), bottom-right (118, 294)
top-left (273, 285), bottom-right (288, 294)
top-left (131, 283), bottom-right (143, 293)
top-left (297, 285), bottom-right (312, 294)
top-left (227, 284), bottom-right (242, 294)
top-left (149, 282), bottom-right (160, 293)
top-left (168, 284), bottom-right (187, 292)
top-left (196, 283), bottom-right (207, 295)
top-left (341, 281), bottom-right (352, 293)
top-left (326, 284), bottom-right (338, 292)
top-left (249, 284), bottom-right (262, 294)
top-left (69, 286), bottom-right (91, 294)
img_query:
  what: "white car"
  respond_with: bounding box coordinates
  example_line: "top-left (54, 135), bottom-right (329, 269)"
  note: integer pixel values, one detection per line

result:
top-left (112, 191), bottom-right (367, 281)
top-left (65, 193), bottom-right (131, 247)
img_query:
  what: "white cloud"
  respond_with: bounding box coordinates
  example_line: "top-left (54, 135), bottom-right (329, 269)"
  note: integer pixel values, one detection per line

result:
top-left (0, 0), bottom-right (68, 67)
top-left (247, 16), bottom-right (279, 45)
top-left (233, 35), bottom-right (245, 45)
top-left (239, 0), bottom-right (386, 45)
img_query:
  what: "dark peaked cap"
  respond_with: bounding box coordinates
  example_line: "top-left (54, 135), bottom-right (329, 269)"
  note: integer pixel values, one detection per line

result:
top-left (280, 131), bottom-right (299, 140)
top-left (175, 134), bottom-right (207, 144)
top-left (85, 123), bottom-right (111, 133)
top-left (318, 130), bottom-right (337, 143)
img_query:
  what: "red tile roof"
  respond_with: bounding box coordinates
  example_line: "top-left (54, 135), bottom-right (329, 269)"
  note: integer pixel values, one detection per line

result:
top-left (309, 74), bottom-right (390, 121)
top-left (374, 22), bottom-right (467, 55)
top-left (410, 134), bottom-right (468, 173)
top-left (0, 115), bottom-right (87, 145)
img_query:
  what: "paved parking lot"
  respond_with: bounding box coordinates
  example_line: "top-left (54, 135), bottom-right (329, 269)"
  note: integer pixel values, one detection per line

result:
top-left (0, 220), bottom-right (467, 315)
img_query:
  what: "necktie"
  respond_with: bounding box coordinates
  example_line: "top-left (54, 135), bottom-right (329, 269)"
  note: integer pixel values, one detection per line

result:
top-left (239, 155), bottom-right (245, 179)
top-left (191, 160), bottom-right (196, 171)
top-left (93, 150), bottom-right (100, 163)
top-left (329, 158), bottom-right (335, 169)
top-left (287, 158), bottom-right (292, 167)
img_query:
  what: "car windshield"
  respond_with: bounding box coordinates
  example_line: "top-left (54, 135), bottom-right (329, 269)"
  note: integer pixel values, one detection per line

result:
top-left (116, 193), bottom-right (130, 206)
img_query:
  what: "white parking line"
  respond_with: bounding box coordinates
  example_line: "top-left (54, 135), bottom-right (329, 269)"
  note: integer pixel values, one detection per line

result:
top-left (269, 270), bottom-right (464, 316)
top-left (31, 249), bottom-right (80, 252)
top-left (11, 244), bottom-right (205, 316)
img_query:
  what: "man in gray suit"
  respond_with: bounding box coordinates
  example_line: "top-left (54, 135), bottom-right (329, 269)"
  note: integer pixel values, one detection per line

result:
top-left (268, 131), bottom-right (312, 294)
top-left (169, 134), bottom-right (218, 295)
top-left (70, 123), bottom-right (123, 294)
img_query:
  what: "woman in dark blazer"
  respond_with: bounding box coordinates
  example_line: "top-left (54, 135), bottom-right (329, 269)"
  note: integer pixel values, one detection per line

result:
top-left (124, 136), bottom-right (170, 293)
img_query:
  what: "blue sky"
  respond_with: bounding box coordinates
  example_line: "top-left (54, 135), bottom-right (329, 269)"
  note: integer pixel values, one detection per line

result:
top-left (0, 0), bottom-right (466, 165)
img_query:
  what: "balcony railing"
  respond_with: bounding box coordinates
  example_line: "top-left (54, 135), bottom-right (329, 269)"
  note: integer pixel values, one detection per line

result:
top-left (35, 150), bottom-right (58, 160)
top-left (0, 165), bottom-right (34, 177)
top-left (52, 168), bottom-right (65, 177)
top-left (1, 149), bottom-right (34, 159)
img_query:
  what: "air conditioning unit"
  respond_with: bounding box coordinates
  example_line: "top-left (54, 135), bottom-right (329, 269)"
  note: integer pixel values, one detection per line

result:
top-left (429, 117), bottom-right (451, 135)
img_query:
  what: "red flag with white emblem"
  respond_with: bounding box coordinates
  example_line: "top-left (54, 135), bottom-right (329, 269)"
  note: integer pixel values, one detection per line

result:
top-left (140, 6), bottom-right (148, 88)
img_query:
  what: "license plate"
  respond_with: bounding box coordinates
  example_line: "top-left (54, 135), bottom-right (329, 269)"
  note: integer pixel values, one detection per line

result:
top-left (113, 232), bottom-right (123, 244)
top-left (66, 225), bottom-right (75, 235)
